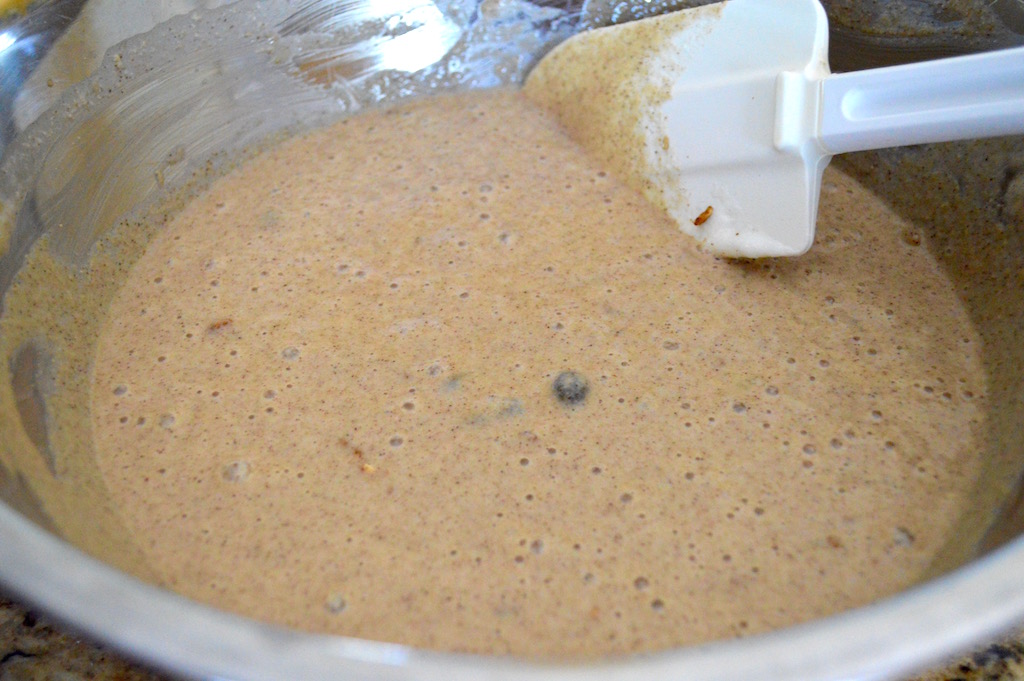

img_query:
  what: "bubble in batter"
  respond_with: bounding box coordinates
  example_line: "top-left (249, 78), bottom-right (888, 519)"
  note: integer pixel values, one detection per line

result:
top-left (552, 371), bottom-right (589, 405)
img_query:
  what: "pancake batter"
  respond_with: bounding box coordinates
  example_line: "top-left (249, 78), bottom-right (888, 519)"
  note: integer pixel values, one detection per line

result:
top-left (90, 89), bottom-right (987, 659)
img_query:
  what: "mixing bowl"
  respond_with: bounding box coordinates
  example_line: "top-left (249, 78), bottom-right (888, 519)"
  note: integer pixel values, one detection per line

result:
top-left (1, 0), bottom-right (1023, 679)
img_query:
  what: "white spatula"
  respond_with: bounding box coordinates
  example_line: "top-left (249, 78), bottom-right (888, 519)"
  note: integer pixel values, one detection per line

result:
top-left (524, 0), bottom-right (1024, 258)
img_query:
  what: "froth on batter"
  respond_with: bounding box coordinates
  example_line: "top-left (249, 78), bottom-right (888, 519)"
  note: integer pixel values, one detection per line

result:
top-left (90, 89), bottom-right (987, 659)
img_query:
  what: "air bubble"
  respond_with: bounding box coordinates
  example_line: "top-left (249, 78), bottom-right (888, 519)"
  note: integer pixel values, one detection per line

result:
top-left (530, 539), bottom-right (544, 554)
top-left (281, 347), bottom-right (300, 360)
top-left (553, 371), bottom-right (589, 405)
top-left (113, 385), bottom-right (128, 396)
top-left (223, 461), bottom-right (250, 482)
top-left (325, 594), bottom-right (347, 614)
top-left (497, 399), bottom-right (523, 417)
top-left (732, 402), bottom-right (747, 413)
top-left (634, 577), bottom-right (649, 590)
top-left (650, 598), bottom-right (665, 612)
top-left (159, 414), bottom-right (176, 429)
top-left (389, 436), bottom-right (404, 447)
top-left (894, 527), bottom-right (915, 547)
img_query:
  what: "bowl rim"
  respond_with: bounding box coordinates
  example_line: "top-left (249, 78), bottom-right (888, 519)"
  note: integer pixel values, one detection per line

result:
top-left (2, 501), bottom-right (1024, 681)
top-left (2, 0), bottom-right (1023, 677)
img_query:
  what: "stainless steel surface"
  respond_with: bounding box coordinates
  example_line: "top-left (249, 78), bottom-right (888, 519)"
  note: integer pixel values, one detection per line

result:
top-left (0, 0), bottom-right (88, 155)
top-left (1, 1), bottom-right (1023, 680)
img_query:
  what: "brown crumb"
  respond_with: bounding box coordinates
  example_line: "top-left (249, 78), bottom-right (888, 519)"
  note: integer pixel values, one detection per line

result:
top-left (693, 205), bottom-right (713, 226)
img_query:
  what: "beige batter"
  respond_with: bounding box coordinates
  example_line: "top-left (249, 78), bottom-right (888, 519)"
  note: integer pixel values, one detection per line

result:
top-left (90, 89), bottom-right (987, 659)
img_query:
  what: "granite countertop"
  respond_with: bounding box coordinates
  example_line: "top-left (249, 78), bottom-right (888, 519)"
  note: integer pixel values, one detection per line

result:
top-left (1, 590), bottom-right (1022, 681)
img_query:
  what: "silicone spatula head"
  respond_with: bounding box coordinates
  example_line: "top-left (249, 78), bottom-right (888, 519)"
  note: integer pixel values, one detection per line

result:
top-left (525, 0), bottom-right (830, 257)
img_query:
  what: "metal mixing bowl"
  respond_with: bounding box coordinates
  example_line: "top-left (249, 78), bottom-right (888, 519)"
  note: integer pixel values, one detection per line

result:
top-left (1, 1), bottom-right (1023, 679)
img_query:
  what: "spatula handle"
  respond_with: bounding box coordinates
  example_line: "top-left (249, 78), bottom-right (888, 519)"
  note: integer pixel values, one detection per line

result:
top-left (819, 45), bottom-right (1024, 155)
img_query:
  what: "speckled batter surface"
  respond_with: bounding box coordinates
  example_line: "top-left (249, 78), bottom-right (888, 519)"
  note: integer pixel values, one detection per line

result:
top-left (90, 90), bottom-right (987, 660)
